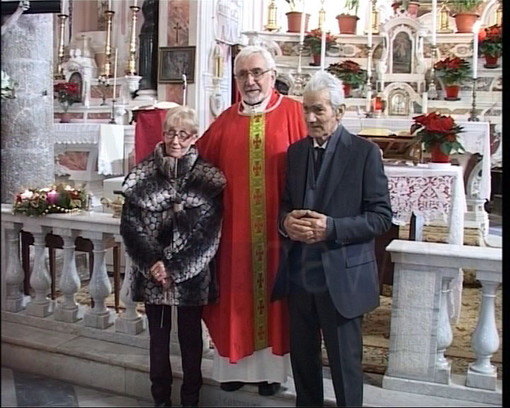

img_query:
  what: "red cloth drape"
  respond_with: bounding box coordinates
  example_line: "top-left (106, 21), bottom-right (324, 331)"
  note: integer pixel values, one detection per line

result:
top-left (133, 108), bottom-right (169, 164)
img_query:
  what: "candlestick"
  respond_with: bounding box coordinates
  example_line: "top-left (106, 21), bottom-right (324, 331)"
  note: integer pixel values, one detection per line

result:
top-left (112, 48), bottom-right (118, 99)
top-left (432, 0), bottom-right (437, 46)
top-left (367, 2), bottom-right (373, 47)
top-left (299, 2), bottom-right (306, 44)
top-left (102, 9), bottom-right (115, 77)
top-left (320, 29), bottom-right (326, 70)
top-left (127, 4), bottom-right (141, 75)
top-left (54, 14), bottom-right (68, 79)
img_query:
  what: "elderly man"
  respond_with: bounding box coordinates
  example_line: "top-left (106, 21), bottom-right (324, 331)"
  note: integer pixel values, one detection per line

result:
top-left (197, 45), bottom-right (307, 396)
top-left (272, 71), bottom-right (393, 406)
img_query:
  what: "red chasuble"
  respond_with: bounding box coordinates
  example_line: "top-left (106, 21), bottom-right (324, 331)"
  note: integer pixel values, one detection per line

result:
top-left (198, 91), bottom-right (307, 363)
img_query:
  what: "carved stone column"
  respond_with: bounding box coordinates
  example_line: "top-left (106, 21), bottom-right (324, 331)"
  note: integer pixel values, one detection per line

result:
top-left (136, 0), bottom-right (159, 102)
top-left (1, 14), bottom-right (55, 203)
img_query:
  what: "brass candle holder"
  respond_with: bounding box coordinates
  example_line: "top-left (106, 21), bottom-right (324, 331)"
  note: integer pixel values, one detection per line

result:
top-left (102, 9), bottom-right (115, 78)
top-left (54, 14), bottom-right (68, 80)
top-left (126, 5), bottom-right (141, 75)
top-left (264, 0), bottom-right (279, 32)
top-left (371, 0), bottom-right (379, 34)
top-left (439, 4), bottom-right (452, 33)
top-left (318, 0), bottom-right (326, 32)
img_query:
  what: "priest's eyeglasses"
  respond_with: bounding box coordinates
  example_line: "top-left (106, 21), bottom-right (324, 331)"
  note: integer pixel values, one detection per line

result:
top-left (234, 68), bottom-right (272, 81)
top-left (163, 129), bottom-right (195, 142)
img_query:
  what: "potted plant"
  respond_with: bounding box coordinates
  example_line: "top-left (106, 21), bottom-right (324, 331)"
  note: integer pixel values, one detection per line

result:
top-left (412, 112), bottom-right (465, 163)
top-left (284, 0), bottom-right (309, 33)
top-left (304, 28), bottom-right (337, 66)
top-left (478, 24), bottom-right (502, 68)
top-left (433, 56), bottom-right (471, 100)
top-left (326, 60), bottom-right (367, 97)
top-left (54, 81), bottom-right (79, 122)
top-left (336, 0), bottom-right (360, 34)
top-left (446, 0), bottom-right (484, 33)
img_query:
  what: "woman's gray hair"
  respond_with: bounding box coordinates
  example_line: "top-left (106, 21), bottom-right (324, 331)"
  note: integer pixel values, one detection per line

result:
top-left (234, 45), bottom-right (277, 72)
top-left (163, 105), bottom-right (198, 135)
top-left (303, 71), bottom-right (345, 110)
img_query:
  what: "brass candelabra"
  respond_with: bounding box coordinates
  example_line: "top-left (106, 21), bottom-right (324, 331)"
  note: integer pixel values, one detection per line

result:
top-left (264, 0), bottom-right (279, 32)
top-left (54, 14), bottom-right (68, 80)
top-left (126, 5), bottom-right (141, 75)
top-left (102, 9), bottom-right (115, 78)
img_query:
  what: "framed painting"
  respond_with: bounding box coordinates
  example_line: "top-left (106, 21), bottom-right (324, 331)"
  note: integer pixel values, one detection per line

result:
top-left (158, 46), bottom-right (196, 84)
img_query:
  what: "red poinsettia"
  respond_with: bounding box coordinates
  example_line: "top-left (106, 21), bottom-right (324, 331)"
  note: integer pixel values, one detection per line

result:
top-left (53, 82), bottom-right (79, 111)
top-left (304, 28), bottom-right (337, 55)
top-left (326, 60), bottom-right (367, 87)
top-left (412, 112), bottom-right (465, 155)
top-left (478, 24), bottom-right (502, 57)
top-left (433, 56), bottom-right (471, 85)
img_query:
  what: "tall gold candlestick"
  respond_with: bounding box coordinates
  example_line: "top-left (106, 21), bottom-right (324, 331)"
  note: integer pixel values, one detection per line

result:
top-left (102, 10), bottom-right (115, 77)
top-left (55, 14), bottom-right (68, 80)
top-left (264, 0), bottom-right (279, 32)
top-left (126, 6), bottom-right (141, 75)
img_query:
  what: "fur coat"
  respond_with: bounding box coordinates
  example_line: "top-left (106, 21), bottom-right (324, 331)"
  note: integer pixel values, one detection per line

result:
top-left (120, 143), bottom-right (226, 306)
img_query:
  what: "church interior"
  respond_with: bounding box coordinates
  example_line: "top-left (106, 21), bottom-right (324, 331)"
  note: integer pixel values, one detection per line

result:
top-left (0, 0), bottom-right (503, 406)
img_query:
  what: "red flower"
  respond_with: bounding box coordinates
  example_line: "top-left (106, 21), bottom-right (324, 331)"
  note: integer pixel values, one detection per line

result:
top-left (433, 57), bottom-right (471, 85)
top-left (412, 112), bottom-right (465, 155)
top-left (478, 24), bottom-right (502, 57)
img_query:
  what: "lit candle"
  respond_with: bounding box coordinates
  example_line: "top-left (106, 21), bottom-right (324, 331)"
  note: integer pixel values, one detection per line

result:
top-left (299, 1), bottom-right (307, 44)
top-left (320, 29), bottom-right (326, 70)
top-left (472, 22), bottom-right (479, 79)
top-left (112, 48), bottom-right (118, 99)
top-left (431, 0), bottom-right (437, 46)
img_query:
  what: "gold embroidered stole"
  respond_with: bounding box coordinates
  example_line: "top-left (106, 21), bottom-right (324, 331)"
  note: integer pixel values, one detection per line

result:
top-left (249, 113), bottom-right (268, 350)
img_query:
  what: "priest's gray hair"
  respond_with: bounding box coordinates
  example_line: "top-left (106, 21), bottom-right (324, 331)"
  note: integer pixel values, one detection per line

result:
top-left (304, 71), bottom-right (345, 111)
top-left (234, 45), bottom-right (277, 72)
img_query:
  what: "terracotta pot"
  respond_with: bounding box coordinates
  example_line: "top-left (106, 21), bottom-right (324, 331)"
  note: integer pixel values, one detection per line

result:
top-left (444, 85), bottom-right (460, 100)
top-left (336, 14), bottom-right (359, 35)
top-left (429, 144), bottom-right (450, 163)
top-left (310, 53), bottom-right (321, 66)
top-left (286, 11), bottom-right (310, 33)
top-left (60, 112), bottom-right (72, 123)
top-left (483, 54), bottom-right (500, 69)
top-left (343, 83), bottom-right (352, 98)
top-left (453, 13), bottom-right (479, 34)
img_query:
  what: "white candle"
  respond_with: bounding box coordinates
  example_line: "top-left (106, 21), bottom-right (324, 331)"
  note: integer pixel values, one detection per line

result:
top-left (320, 29), bottom-right (326, 70)
top-left (367, 5), bottom-right (373, 48)
top-left (299, 2), bottom-right (306, 44)
top-left (133, 0), bottom-right (138, 7)
top-left (108, 0), bottom-right (112, 10)
top-left (61, 0), bottom-right (67, 14)
top-left (432, 0), bottom-right (437, 46)
top-left (422, 92), bottom-right (428, 114)
top-left (112, 48), bottom-right (118, 99)
top-left (472, 22), bottom-right (480, 79)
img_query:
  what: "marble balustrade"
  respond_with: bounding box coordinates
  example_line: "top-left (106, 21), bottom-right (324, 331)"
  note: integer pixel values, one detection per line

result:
top-left (0, 205), bottom-right (502, 400)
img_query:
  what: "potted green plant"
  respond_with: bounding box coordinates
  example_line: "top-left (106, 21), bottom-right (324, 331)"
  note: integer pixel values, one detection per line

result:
top-left (304, 28), bottom-right (337, 65)
top-left (336, 0), bottom-right (360, 34)
top-left (433, 56), bottom-right (471, 100)
top-left (446, 0), bottom-right (484, 33)
top-left (412, 112), bottom-right (465, 163)
top-left (326, 60), bottom-right (367, 97)
top-left (478, 24), bottom-right (502, 68)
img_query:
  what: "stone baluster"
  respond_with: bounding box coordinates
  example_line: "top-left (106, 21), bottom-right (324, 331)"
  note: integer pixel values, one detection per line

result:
top-left (115, 252), bottom-right (145, 334)
top-left (466, 270), bottom-right (501, 391)
top-left (25, 226), bottom-right (52, 317)
top-left (82, 232), bottom-right (114, 329)
top-left (435, 276), bottom-right (454, 384)
top-left (53, 229), bottom-right (82, 323)
top-left (4, 223), bottom-right (25, 312)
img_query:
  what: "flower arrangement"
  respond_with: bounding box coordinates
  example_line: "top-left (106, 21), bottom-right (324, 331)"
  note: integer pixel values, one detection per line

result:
top-left (326, 60), bottom-right (367, 88)
top-left (478, 24), bottom-right (502, 58)
top-left (412, 112), bottom-right (465, 155)
top-left (304, 28), bottom-right (337, 55)
top-left (13, 184), bottom-right (88, 217)
top-left (53, 82), bottom-right (79, 112)
top-left (433, 56), bottom-right (471, 85)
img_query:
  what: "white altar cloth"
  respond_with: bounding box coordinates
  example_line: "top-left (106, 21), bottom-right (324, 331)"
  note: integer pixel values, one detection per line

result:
top-left (54, 123), bottom-right (125, 176)
top-left (344, 117), bottom-right (491, 201)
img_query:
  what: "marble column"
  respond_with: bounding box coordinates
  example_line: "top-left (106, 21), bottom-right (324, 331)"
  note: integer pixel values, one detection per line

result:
top-left (136, 0), bottom-right (159, 101)
top-left (1, 14), bottom-right (55, 203)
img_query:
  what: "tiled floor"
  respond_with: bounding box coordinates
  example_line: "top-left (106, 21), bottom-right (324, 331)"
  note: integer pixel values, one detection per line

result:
top-left (1, 367), bottom-right (153, 407)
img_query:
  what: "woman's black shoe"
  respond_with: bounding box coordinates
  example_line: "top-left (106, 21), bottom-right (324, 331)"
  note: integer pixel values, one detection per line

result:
top-left (258, 381), bottom-right (281, 396)
top-left (220, 381), bottom-right (245, 392)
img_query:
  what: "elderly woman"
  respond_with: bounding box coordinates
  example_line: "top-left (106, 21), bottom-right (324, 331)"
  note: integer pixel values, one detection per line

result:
top-left (120, 106), bottom-right (226, 407)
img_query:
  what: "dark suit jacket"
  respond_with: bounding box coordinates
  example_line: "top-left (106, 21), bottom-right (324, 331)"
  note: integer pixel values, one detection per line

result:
top-left (272, 125), bottom-right (393, 318)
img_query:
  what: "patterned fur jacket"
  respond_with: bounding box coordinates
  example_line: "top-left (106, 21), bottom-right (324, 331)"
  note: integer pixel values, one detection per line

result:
top-left (120, 143), bottom-right (226, 306)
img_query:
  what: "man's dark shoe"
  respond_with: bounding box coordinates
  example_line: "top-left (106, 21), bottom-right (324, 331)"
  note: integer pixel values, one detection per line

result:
top-left (258, 381), bottom-right (281, 396)
top-left (220, 381), bottom-right (245, 392)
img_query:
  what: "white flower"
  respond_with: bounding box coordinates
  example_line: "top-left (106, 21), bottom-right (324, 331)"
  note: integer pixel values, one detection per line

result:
top-left (1, 70), bottom-right (17, 99)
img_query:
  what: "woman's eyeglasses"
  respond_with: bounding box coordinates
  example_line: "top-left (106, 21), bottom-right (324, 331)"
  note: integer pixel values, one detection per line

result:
top-left (163, 129), bottom-right (195, 142)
